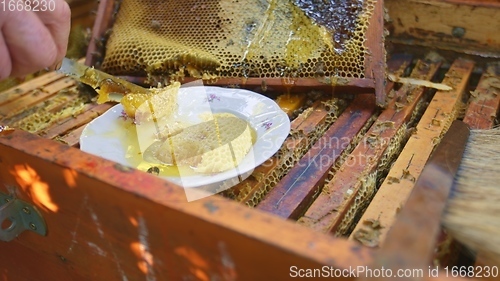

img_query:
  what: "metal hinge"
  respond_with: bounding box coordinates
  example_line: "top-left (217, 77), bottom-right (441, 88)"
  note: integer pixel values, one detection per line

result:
top-left (0, 191), bottom-right (47, 241)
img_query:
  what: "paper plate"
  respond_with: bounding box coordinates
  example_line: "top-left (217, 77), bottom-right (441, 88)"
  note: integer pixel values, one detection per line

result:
top-left (80, 86), bottom-right (290, 199)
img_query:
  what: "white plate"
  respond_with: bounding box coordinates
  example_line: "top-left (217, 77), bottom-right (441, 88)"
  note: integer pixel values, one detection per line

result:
top-left (80, 86), bottom-right (290, 200)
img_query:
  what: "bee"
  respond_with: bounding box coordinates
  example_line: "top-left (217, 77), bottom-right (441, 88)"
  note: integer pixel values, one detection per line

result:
top-left (91, 51), bottom-right (102, 60)
top-left (147, 166), bottom-right (160, 176)
top-left (261, 80), bottom-right (267, 92)
top-left (151, 20), bottom-right (161, 30)
top-left (94, 37), bottom-right (104, 50)
top-left (103, 28), bottom-right (113, 40)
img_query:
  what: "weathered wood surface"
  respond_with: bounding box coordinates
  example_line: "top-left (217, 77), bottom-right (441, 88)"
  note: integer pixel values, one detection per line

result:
top-left (225, 94), bottom-right (347, 207)
top-left (360, 120), bottom-right (470, 281)
top-left (297, 58), bottom-right (443, 235)
top-left (257, 93), bottom-right (377, 219)
top-left (358, 58), bottom-right (475, 279)
top-left (0, 128), bottom-right (374, 281)
top-left (0, 72), bottom-right (65, 107)
top-left (85, 0), bottom-right (117, 68)
top-left (364, 0), bottom-right (387, 107)
top-left (386, 0), bottom-right (500, 57)
top-left (39, 103), bottom-right (115, 140)
top-left (463, 62), bottom-right (500, 129)
top-left (350, 58), bottom-right (475, 246)
top-left (257, 55), bottom-right (413, 220)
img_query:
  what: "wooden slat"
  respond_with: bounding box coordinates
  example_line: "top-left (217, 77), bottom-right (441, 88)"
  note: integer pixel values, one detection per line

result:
top-left (1, 96), bottom-right (74, 127)
top-left (256, 55), bottom-right (413, 219)
top-left (223, 96), bottom-right (314, 202)
top-left (225, 96), bottom-right (346, 206)
top-left (0, 78), bottom-right (76, 118)
top-left (364, 0), bottom-right (386, 107)
top-left (257, 94), bottom-right (376, 218)
top-left (350, 58), bottom-right (475, 246)
top-left (40, 103), bottom-right (115, 139)
top-left (2, 87), bottom-right (84, 131)
top-left (359, 120), bottom-right (471, 281)
top-left (85, 0), bottom-right (117, 67)
top-left (463, 62), bottom-right (500, 129)
top-left (0, 72), bottom-right (65, 106)
top-left (298, 58), bottom-right (442, 235)
top-left (0, 128), bottom-right (373, 281)
top-left (57, 123), bottom-right (87, 147)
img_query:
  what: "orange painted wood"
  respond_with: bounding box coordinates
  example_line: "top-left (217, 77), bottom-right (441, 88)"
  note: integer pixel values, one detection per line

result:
top-left (463, 62), bottom-right (500, 130)
top-left (299, 58), bottom-right (442, 234)
top-left (257, 93), bottom-right (377, 219)
top-left (0, 240), bottom-right (88, 281)
top-left (0, 129), bottom-right (374, 281)
top-left (350, 58), bottom-right (476, 245)
top-left (364, 0), bottom-right (386, 107)
top-left (85, 0), bottom-right (116, 68)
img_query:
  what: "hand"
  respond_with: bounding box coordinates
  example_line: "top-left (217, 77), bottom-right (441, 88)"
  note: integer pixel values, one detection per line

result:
top-left (0, 0), bottom-right (71, 81)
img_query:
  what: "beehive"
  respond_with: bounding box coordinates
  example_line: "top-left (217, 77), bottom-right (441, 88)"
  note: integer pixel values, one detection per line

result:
top-left (2, 52), bottom-right (498, 281)
top-left (1, 0), bottom-right (499, 280)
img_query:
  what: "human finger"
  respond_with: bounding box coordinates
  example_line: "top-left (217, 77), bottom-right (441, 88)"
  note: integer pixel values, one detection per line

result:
top-left (32, 0), bottom-right (71, 69)
top-left (2, 10), bottom-right (58, 77)
top-left (0, 32), bottom-right (13, 81)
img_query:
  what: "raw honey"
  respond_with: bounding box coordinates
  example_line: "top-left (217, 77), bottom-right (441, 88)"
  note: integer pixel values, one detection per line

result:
top-left (121, 113), bottom-right (257, 178)
top-left (100, 0), bottom-right (374, 80)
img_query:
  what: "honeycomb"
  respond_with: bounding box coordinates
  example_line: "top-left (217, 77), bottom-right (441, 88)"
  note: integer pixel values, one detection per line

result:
top-left (243, 97), bottom-right (347, 207)
top-left (150, 113), bottom-right (253, 174)
top-left (101, 0), bottom-right (375, 81)
top-left (9, 88), bottom-right (90, 133)
top-left (127, 81), bottom-right (180, 120)
top-left (335, 172), bottom-right (377, 236)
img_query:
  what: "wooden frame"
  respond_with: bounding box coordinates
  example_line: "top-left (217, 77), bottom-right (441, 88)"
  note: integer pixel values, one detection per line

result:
top-left (386, 0), bottom-right (500, 58)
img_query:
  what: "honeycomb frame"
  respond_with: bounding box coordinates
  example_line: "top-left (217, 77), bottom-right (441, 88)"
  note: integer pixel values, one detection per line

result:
top-left (86, 0), bottom-right (386, 106)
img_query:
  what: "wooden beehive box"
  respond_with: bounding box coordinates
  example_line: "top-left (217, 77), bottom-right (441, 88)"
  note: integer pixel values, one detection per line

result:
top-left (1, 0), bottom-right (499, 280)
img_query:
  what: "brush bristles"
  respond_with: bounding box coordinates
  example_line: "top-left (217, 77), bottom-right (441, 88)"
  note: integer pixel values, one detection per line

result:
top-left (443, 126), bottom-right (500, 265)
